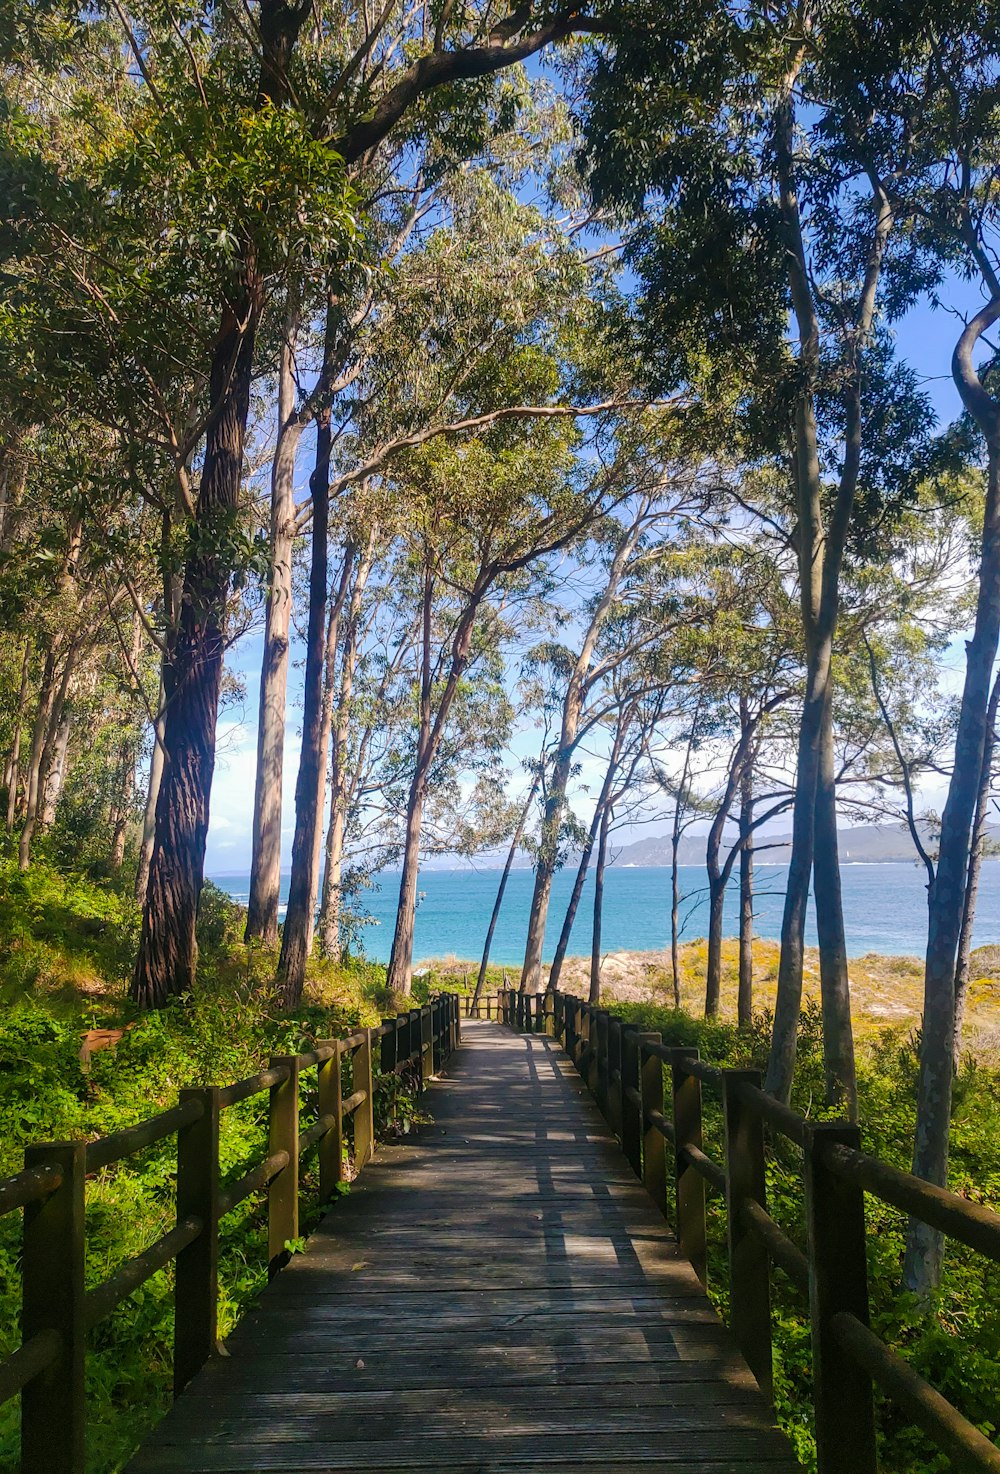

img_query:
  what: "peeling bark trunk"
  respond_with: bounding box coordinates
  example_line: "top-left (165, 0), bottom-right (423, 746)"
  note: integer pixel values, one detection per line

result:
top-left (318, 545), bottom-right (371, 959)
top-left (905, 306), bottom-right (1000, 1295)
top-left (40, 706), bottom-right (72, 828)
top-left (276, 408), bottom-right (332, 1008)
top-left (475, 773), bottom-right (540, 1002)
top-left (247, 328), bottom-right (300, 945)
top-left (135, 683), bottom-right (166, 904)
top-left (131, 300), bottom-right (257, 1007)
top-left (385, 780), bottom-right (427, 998)
top-left (18, 648), bottom-right (58, 870)
top-left (589, 802), bottom-right (611, 1004)
top-left (738, 758), bottom-right (754, 1028)
top-left (4, 639), bottom-right (30, 829)
top-left (813, 690), bottom-right (857, 1117)
top-left (110, 740), bottom-right (136, 869)
top-left (953, 672), bottom-right (1000, 1067)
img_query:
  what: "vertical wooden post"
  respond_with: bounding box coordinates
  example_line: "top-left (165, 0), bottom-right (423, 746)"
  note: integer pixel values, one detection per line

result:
top-left (318, 1041), bottom-right (343, 1200)
top-left (409, 1008), bottom-right (421, 1084)
top-left (671, 1048), bottom-right (707, 1285)
top-left (421, 1005), bottom-right (434, 1083)
top-left (432, 1000), bottom-right (443, 1074)
top-left (353, 1029), bottom-right (376, 1173)
top-left (174, 1087), bottom-right (220, 1395)
top-left (620, 1026), bottom-right (641, 1176)
top-left (22, 1140), bottom-right (86, 1474)
top-left (380, 1017), bottom-right (397, 1077)
top-left (805, 1123), bottom-right (877, 1474)
top-left (592, 1009), bottom-right (608, 1110)
top-left (607, 1015), bottom-right (624, 1140)
top-left (723, 1070), bottom-right (772, 1404)
top-left (267, 1056), bottom-right (299, 1275)
top-left (579, 1002), bottom-right (591, 1078)
top-left (639, 1035), bottom-right (667, 1218)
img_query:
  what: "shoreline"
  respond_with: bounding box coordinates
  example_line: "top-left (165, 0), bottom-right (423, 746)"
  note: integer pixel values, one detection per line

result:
top-left (414, 937), bottom-right (1000, 1043)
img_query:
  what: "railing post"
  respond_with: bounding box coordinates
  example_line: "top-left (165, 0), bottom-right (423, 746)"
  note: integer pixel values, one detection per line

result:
top-left (592, 1009), bottom-right (608, 1111)
top-left (268, 1055), bottom-right (299, 1275)
top-left (421, 1005), bottom-right (434, 1083)
top-left (639, 1035), bottom-right (667, 1217)
top-left (318, 1040), bottom-right (343, 1200)
top-left (723, 1069), bottom-right (772, 1404)
top-left (608, 1015), bottom-right (624, 1140)
top-left (22, 1140), bottom-right (86, 1474)
top-left (579, 1002), bottom-right (591, 1078)
top-left (353, 1029), bottom-right (375, 1172)
top-left (671, 1047), bottom-right (707, 1286)
top-left (174, 1086), bottom-right (221, 1395)
top-left (432, 1000), bottom-right (443, 1074)
top-left (805, 1123), bottom-right (877, 1474)
top-left (620, 1026), bottom-right (641, 1176)
top-left (409, 1008), bottom-right (421, 1085)
top-left (380, 1017), bottom-right (397, 1077)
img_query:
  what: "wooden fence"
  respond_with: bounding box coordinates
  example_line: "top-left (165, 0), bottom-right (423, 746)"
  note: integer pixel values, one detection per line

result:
top-left (501, 987), bottom-right (1000, 1474)
top-left (0, 993), bottom-right (460, 1474)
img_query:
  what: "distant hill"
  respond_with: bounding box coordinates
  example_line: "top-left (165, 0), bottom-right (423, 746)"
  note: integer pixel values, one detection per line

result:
top-left (431, 820), bottom-right (999, 872)
top-left (612, 821), bottom-right (1000, 868)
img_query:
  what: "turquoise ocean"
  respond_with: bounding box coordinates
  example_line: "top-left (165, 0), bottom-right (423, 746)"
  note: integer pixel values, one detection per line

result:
top-left (210, 862), bottom-right (1000, 965)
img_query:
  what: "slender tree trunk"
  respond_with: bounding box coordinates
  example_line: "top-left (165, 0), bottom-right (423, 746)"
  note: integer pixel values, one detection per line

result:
top-left (589, 802), bottom-right (612, 1004)
top-left (135, 683), bottom-right (166, 903)
top-left (318, 551), bottom-right (370, 958)
top-left (276, 409), bottom-right (332, 1008)
top-left (521, 744), bottom-right (574, 992)
top-left (18, 648), bottom-right (58, 870)
top-left (110, 740), bottom-right (135, 869)
top-left (547, 811), bottom-right (601, 996)
top-left (953, 672), bottom-right (1000, 1067)
top-left (475, 773), bottom-right (540, 1002)
top-left (813, 690), bottom-right (857, 1117)
top-left (4, 639), bottom-right (30, 829)
top-left (705, 872), bottom-right (726, 1018)
top-left (40, 706), bottom-right (72, 828)
top-left (738, 759), bottom-right (754, 1028)
top-left (905, 318), bottom-right (1000, 1295)
top-left (246, 329), bottom-right (300, 944)
top-left (385, 780), bottom-right (428, 998)
top-left (131, 298), bottom-right (258, 1007)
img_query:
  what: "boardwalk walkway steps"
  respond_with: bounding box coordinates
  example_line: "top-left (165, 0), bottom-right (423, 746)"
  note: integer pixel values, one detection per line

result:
top-left (128, 1019), bottom-right (799, 1473)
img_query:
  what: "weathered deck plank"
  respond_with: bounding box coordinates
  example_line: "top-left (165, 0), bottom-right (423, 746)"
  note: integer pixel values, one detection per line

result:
top-left (127, 1019), bottom-right (801, 1473)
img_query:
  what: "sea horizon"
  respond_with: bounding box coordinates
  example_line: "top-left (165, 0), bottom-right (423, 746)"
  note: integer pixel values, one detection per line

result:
top-left (207, 861), bottom-right (1000, 966)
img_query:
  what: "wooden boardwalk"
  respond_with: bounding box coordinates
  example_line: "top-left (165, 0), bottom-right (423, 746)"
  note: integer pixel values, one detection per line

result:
top-left (128, 1019), bottom-right (800, 1473)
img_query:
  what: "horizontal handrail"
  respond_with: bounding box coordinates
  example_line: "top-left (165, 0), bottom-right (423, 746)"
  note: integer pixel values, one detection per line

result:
top-left (342, 1087), bottom-right (367, 1115)
top-left (680, 1141), bottom-right (726, 1195)
top-left (0, 1330), bottom-right (61, 1407)
top-left (298, 1113), bottom-right (337, 1153)
top-left (823, 1141), bottom-right (1000, 1261)
top-left (86, 1097), bottom-right (205, 1172)
top-left (832, 1312), bottom-right (1000, 1474)
top-left (0, 1162), bottom-right (63, 1217)
top-left (733, 1078), bottom-right (808, 1148)
top-left (295, 1043), bottom-right (337, 1069)
top-left (218, 1063), bottom-right (291, 1109)
top-left (219, 1149), bottom-right (289, 1217)
top-left (84, 1217), bottom-right (202, 1329)
top-left (740, 1197), bottom-right (809, 1292)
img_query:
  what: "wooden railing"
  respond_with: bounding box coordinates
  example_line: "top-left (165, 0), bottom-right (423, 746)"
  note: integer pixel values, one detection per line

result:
top-left (502, 988), bottom-right (1000, 1474)
top-left (460, 992), bottom-right (503, 1019)
top-left (0, 992), bottom-right (460, 1474)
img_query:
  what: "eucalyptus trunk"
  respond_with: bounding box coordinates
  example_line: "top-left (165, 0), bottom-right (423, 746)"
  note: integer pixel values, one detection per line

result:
top-left (905, 308), bottom-right (1000, 1296)
top-left (953, 672), bottom-right (1000, 1067)
top-left (589, 803), bottom-right (612, 1005)
top-left (135, 687), bottom-right (165, 903)
top-left (813, 691), bottom-right (857, 1117)
top-left (738, 762), bottom-right (754, 1028)
top-left (4, 639), bottom-right (30, 829)
top-left (246, 331), bottom-right (301, 945)
top-left (18, 648), bottom-right (58, 870)
top-left (276, 409), bottom-right (331, 1008)
top-left (475, 773), bottom-right (540, 1002)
